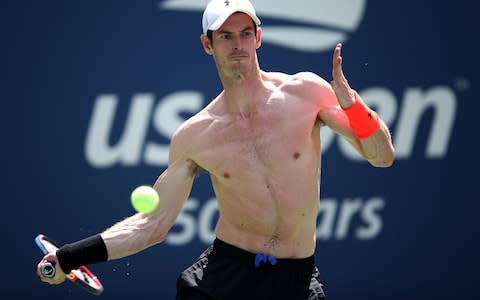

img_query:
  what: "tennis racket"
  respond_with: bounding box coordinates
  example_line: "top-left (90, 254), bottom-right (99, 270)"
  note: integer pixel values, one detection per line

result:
top-left (35, 234), bottom-right (104, 296)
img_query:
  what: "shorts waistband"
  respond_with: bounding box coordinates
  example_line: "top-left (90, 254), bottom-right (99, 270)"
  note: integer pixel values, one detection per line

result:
top-left (212, 238), bottom-right (315, 269)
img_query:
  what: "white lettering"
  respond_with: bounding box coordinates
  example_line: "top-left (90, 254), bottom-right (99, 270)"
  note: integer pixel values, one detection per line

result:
top-left (335, 198), bottom-right (363, 239)
top-left (356, 197), bottom-right (385, 240)
top-left (330, 86), bottom-right (456, 160)
top-left (198, 198), bottom-right (218, 244)
top-left (317, 197), bottom-right (385, 241)
top-left (395, 86), bottom-right (456, 158)
top-left (85, 94), bottom-right (154, 168)
top-left (166, 196), bottom-right (385, 246)
top-left (165, 198), bottom-right (198, 245)
top-left (85, 85), bottom-right (457, 167)
top-left (144, 91), bottom-right (204, 166)
top-left (316, 198), bottom-right (338, 239)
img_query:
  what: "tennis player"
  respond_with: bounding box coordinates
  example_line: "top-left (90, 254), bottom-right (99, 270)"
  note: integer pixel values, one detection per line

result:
top-left (37, 0), bottom-right (395, 299)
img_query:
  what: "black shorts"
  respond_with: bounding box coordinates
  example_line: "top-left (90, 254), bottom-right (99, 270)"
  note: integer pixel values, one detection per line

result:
top-left (176, 239), bottom-right (326, 300)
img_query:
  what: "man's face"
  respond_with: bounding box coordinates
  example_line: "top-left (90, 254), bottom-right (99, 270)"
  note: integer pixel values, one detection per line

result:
top-left (208, 12), bottom-right (261, 78)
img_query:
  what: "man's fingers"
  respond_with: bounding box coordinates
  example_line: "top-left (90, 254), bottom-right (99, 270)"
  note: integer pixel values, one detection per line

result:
top-left (332, 44), bottom-right (346, 81)
top-left (333, 43), bottom-right (342, 60)
top-left (37, 261), bottom-right (51, 282)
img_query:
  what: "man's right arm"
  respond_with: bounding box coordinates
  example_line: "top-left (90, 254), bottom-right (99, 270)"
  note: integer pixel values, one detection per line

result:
top-left (101, 158), bottom-right (198, 260)
top-left (37, 122), bottom-right (199, 284)
top-left (100, 122), bottom-right (199, 259)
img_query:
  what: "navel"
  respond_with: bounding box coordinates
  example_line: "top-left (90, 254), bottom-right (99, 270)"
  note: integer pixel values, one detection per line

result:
top-left (265, 235), bottom-right (280, 250)
top-left (223, 172), bottom-right (231, 179)
top-left (293, 152), bottom-right (300, 160)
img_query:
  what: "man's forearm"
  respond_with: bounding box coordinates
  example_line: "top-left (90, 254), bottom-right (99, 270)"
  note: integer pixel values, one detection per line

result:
top-left (101, 213), bottom-right (168, 260)
top-left (359, 122), bottom-right (395, 167)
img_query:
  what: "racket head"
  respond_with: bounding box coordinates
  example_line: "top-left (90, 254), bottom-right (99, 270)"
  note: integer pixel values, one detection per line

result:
top-left (35, 234), bottom-right (104, 296)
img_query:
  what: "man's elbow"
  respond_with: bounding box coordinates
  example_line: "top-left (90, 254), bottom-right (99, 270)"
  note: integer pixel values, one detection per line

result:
top-left (369, 148), bottom-right (395, 168)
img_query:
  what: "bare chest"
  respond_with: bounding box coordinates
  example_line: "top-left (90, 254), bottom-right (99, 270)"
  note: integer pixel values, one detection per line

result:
top-left (194, 97), bottom-right (320, 180)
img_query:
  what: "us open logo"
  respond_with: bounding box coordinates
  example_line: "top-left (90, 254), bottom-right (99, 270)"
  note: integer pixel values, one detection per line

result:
top-left (159, 0), bottom-right (366, 52)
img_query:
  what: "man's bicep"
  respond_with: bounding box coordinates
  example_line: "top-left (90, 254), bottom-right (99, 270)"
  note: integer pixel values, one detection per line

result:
top-left (151, 158), bottom-right (197, 227)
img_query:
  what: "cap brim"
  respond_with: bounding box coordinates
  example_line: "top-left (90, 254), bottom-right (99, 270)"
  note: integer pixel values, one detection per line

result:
top-left (207, 9), bottom-right (261, 32)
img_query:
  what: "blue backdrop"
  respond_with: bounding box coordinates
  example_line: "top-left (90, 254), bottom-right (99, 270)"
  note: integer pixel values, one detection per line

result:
top-left (3, 0), bottom-right (477, 299)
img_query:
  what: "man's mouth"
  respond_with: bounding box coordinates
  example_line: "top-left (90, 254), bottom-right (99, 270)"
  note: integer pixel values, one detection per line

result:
top-left (229, 53), bottom-right (248, 59)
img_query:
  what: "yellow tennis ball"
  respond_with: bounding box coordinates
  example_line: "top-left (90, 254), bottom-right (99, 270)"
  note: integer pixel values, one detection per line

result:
top-left (130, 185), bottom-right (159, 213)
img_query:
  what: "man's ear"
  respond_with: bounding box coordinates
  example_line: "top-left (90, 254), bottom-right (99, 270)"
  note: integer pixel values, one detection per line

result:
top-left (255, 27), bottom-right (262, 49)
top-left (200, 34), bottom-right (214, 55)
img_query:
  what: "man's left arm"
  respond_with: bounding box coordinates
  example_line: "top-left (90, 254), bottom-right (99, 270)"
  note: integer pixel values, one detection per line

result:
top-left (329, 43), bottom-right (395, 167)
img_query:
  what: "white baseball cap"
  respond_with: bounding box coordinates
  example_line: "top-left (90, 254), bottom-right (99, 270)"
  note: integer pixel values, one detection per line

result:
top-left (202, 0), bottom-right (261, 34)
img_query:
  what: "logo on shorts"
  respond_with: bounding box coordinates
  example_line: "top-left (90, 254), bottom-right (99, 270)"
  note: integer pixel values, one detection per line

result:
top-left (159, 0), bottom-right (367, 52)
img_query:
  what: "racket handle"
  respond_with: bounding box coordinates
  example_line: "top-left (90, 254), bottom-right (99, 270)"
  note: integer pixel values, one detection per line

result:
top-left (41, 262), bottom-right (56, 278)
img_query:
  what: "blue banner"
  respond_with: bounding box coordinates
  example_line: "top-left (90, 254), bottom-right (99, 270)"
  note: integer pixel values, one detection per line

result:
top-left (4, 0), bottom-right (476, 299)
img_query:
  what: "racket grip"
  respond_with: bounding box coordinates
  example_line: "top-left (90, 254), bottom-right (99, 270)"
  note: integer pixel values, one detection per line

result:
top-left (41, 262), bottom-right (56, 278)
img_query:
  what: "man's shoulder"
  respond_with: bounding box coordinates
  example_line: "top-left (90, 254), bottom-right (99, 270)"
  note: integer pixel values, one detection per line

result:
top-left (291, 71), bottom-right (330, 87)
top-left (266, 71), bottom-right (330, 89)
top-left (168, 108), bottom-right (215, 160)
top-left (174, 109), bottom-right (214, 139)
top-left (264, 71), bottom-right (336, 112)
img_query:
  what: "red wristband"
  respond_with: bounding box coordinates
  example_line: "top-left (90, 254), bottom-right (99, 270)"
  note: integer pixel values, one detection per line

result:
top-left (342, 95), bottom-right (380, 140)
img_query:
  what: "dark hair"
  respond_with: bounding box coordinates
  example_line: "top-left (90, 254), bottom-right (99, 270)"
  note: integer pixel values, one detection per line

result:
top-left (206, 21), bottom-right (258, 43)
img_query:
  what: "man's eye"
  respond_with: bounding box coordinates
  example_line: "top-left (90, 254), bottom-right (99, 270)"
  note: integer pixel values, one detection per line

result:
top-left (221, 34), bottom-right (232, 40)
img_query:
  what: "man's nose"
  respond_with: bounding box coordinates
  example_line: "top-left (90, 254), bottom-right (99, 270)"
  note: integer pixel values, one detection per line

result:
top-left (233, 35), bottom-right (242, 50)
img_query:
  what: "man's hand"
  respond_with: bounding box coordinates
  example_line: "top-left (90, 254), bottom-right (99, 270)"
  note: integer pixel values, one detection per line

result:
top-left (331, 43), bottom-right (356, 108)
top-left (37, 252), bottom-right (67, 285)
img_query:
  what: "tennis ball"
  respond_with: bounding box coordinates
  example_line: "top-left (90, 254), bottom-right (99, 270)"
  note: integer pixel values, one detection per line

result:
top-left (130, 185), bottom-right (159, 213)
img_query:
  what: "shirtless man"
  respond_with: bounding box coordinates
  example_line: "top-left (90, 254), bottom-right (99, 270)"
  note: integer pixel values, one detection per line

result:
top-left (37, 0), bottom-right (395, 299)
